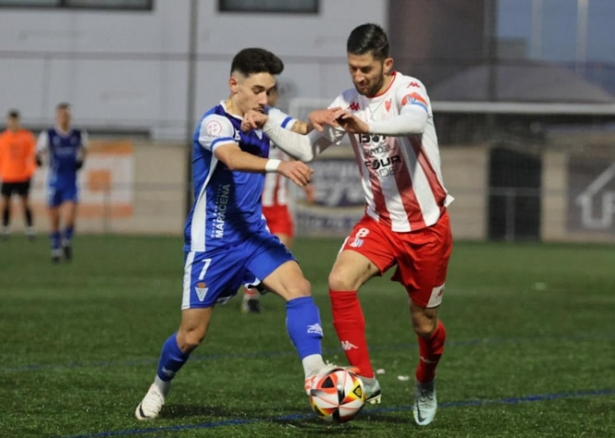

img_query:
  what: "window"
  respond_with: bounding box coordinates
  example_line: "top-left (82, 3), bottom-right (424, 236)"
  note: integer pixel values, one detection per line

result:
top-left (219, 0), bottom-right (318, 14)
top-left (0, 0), bottom-right (56, 5)
top-left (0, 0), bottom-right (152, 10)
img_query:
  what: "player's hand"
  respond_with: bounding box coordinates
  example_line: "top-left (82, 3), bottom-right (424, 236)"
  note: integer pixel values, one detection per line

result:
top-left (241, 110), bottom-right (268, 132)
top-left (308, 108), bottom-right (341, 132)
top-left (304, 184), bottom-right (316, 204)
top-left (332, 109), bottom-right (369, 134)
top-left (277, 160), bottom-right (314, 187)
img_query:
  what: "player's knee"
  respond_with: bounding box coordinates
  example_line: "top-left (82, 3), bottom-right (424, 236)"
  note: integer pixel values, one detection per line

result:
top-left (412, 317), bottom-right (438, 338)
top-left (177, 327), bottom-right (206, 353)
top-left (285, 277), bottom-right (311, 299)
top-left (328, 267), bottom-right (359, 291)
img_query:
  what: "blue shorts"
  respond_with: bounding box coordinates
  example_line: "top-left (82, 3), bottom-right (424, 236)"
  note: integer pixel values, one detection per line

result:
top-left (47, 185), bottom-right (79, 207)
top-left (181, 230), bottom-right (295, 309)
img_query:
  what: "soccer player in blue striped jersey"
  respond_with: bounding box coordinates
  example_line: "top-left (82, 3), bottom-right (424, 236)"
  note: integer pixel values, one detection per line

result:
top-left (36, 103), bottom-right (87, 263)
top-left (135, 48), bottom-right (339, 421)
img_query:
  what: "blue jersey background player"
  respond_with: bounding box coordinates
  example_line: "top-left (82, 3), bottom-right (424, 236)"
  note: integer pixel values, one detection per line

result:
top-left (135, 48), bottom-right (338, 421)
top-left (36, 102), bottom-right (87, 263)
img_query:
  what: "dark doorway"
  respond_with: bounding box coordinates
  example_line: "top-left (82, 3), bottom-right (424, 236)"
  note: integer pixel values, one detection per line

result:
top-left (488, 147), bottom-right (542, 240)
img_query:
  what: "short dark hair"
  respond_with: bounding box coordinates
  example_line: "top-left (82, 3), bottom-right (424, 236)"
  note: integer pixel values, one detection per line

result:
top-left (56, 102), bottom-right (71, 111)
top-left (230, 48), bottom-right (284, 77)
top-left (347, 23), bottom-right (390, 61)
top-left (7, 109), bottom-right (19, 118)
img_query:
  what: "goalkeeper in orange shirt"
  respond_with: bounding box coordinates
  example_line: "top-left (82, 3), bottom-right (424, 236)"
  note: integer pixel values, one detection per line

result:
top-left (0, 110), bottom-right (37, 240)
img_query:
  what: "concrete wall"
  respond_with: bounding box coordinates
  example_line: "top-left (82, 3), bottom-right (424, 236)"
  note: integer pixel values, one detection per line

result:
top-left (444, 146), bottom-right (489, 240)
top-left (11, 142), bottom-right (491, 239)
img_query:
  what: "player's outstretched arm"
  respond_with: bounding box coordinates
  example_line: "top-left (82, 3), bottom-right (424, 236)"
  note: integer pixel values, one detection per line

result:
top-left (214, 142), bottom-right (312, 187)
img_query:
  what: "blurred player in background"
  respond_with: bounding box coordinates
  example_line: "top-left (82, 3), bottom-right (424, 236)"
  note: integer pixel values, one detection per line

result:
top-left (135, 48), bottom-right (340, 421)
top-left (241, 86), bottom-right (315, 314)
top-left (0, 109), bottom-right (37, 240)
top-left (36, 103), bottom-right (88, 263)
top-left (242, 23), bottom-right (453, 426)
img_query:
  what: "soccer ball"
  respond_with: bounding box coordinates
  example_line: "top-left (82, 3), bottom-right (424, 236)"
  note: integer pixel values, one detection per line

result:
top-left (309, 368), bottom-right (366, 423)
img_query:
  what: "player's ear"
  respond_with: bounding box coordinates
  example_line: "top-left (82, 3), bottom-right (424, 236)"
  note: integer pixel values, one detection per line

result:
top-left (383, 57), bottom-right (394, 75)
top-left (229, 75), bottom-right (239, 93)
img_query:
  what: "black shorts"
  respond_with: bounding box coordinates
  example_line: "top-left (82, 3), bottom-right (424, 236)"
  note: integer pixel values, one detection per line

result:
top-left (1, 180), bottom-right (31, 197)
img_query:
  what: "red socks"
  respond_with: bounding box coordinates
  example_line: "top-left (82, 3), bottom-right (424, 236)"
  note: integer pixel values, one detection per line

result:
top-left (416, 319), bottom-right (446, 383)
top-left (331, 290), bottom-right (446, 382)
top-left (329, 290), bottom-right (374, 378)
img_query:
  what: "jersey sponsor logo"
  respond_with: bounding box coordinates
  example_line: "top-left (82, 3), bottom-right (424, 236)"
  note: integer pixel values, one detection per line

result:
top-left (307, 323), bottom-right (323, 336)
top-left (195, 282), bottom-right (209, 301)
top-left (348, 102), bottom-right (360, 111)
top-left (211, 184), bottom-right (231, 238)
top-left (360, 137), bottom-right (402, 177)
top-left (207, 120), bottom-right (223, 136)
top-left (341, 340), bottom-right (358, 351)
top-left (359, 133), bottom-right (387, 144)
top-left (364, 155), bottom-right (402, 175)
top-left (364, 143), bottom-right (392, 157)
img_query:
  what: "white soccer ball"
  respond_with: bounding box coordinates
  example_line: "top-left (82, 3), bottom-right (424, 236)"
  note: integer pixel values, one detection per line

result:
top-left (309, 368), bottom-right (366, 423)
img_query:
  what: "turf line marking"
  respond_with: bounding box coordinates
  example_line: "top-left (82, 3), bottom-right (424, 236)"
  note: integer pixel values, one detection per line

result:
top-left (7, 333), bottom-right (615, 373)
top-left (62, 388), bottom-right (615, 438)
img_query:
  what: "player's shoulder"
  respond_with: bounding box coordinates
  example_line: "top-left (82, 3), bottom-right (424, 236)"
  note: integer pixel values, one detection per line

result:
top-left (200, 107), bottom-right (235, 138)
top-left (72, 127), bottom-right (87, 136)
top-left (333, 87), bottom-right (360, 107)
top-left (18, 129), bottom-right (36, 141)
top-left (393, 72), bottom-right (428, 92)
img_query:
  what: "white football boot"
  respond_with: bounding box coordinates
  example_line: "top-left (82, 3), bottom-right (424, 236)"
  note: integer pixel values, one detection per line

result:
top-left (358, 376), bottom-right (382, 404)
top-left (413, 379), bottom-right (437, 426)
top-left (135, 384), bottom-right (165, 421)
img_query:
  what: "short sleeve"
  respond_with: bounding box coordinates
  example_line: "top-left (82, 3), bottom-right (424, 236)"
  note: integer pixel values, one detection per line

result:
top-left (197, 114), bottom-right (236, 152)
top-left (36, 131), bottom-right (49, 154)
top-left (80, 130), bottom-right (89, 148)
top-left (266, 107), bottom-right (296, 130)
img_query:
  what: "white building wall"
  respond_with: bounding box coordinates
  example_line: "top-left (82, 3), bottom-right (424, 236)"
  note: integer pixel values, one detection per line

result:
top-left (0, 0), bottom-right (387, 140)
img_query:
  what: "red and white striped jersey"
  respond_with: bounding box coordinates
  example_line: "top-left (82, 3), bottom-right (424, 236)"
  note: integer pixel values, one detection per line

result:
top-left (326, 72), bottom-right (453, 232)
top-left (262, 145), bottom-right (289, 207)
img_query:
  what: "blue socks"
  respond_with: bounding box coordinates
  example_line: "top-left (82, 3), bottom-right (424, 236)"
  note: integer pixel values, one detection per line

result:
top-left (156, 333), bottom-right (190, 382)
top-left (154, 298), bottom-right (323, 385)
top-left (50, 231), bottom-right (61, 251)
top-left (63, 226), bottom-right (74, 245)
top-left (286, 296), bottom-right (323, 359)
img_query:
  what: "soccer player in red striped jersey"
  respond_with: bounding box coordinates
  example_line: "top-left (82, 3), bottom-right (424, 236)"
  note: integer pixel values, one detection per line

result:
top-left (241, 23), bottom-right (453, 426)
